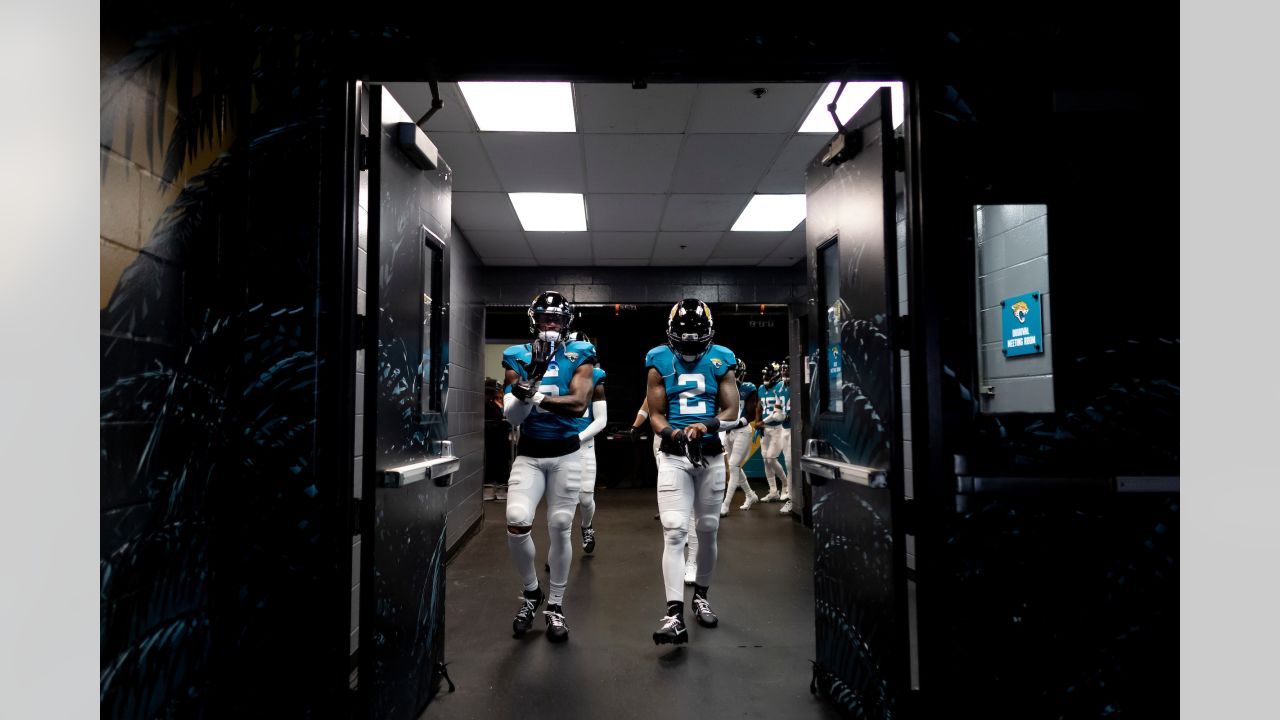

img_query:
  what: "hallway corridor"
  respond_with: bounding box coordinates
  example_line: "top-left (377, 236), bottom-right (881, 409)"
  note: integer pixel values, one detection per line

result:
top-left (425, 487), bottom-right (843, 720)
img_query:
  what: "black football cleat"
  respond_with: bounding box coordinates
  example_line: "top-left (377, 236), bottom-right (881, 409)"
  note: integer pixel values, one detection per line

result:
top-left (692, 596), bottom-right (719, 628)
top-left (544, 605), bottom-right (569, 643)
top-left (512, 588), bottom-right (544, 637)
top-left (652, 614), bottom-right (689, 645)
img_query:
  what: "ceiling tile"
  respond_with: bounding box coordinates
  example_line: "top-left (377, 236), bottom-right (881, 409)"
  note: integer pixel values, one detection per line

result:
top-left (459, 230), bottom-right (531, 258)
top-left (480, 133), bottom-right (584, 192)
top-left (661, 195), bottom-right (750, 232)
top-left (592, 231), bottom-right (656, 259)
top-left (756, 134), bottom-right (833, 193)
top-left (584, 134), bottom-right (683, 193)
top-left (451, 192), bottom-right (522, 231)
top-left (687, 83), bottom-right (825, 133)
top-left (426, 132), bottom-right (501, 192)
top-left (652, 231), bottom-right (720, 263)
top-left (760, 225), bottom-right (806, 265)
top-left (710, 231), bottom-right (791, 258)
top-left (527, 231), bottom-right (593, 261)
top-left (669, 134), bottom-right (788, 194)
top-left (576, 83), bottom-right (698, 133)
top-left (384, 82), bottom-right (475, 132)
top-left (585, 194), bottom-right (666, 231)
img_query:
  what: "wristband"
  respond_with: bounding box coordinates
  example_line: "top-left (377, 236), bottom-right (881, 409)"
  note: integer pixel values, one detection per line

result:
top-left (702, 418), bottom-right (721, 434)
top-left (531, 392), bottom-right (546, 406)
top-left (658, 426), bottom-right (678, 441)
top-left (636, 409), bottom-right (649, 419)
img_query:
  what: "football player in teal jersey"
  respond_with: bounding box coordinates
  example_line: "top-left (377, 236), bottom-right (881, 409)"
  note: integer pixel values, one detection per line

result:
top-left (566, 331), bottom-right (607, 555)
top-left (720, 359), bottom-right (761, 516)
top-left (646, 299), bottom-right (748, 645)
top-left (758, 360), bottom-right (795, 514)
top-left (501, 291), bottom-right (597, 643)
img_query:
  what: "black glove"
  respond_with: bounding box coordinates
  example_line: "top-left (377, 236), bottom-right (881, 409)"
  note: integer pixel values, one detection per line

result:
top-left (529, 338), bottom-right (556, 368)
top-left (510, 381), bottom-right (537, 402)
top-left (627, 425), bottom-right (644, 440)
top-left (684, 437), bottom-right (708, 468)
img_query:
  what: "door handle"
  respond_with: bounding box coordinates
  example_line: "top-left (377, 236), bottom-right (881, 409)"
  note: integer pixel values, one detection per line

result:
top-left (800, 456), bottom-right (886, 488)
top-left (379, 455), bottom-right (460, 488)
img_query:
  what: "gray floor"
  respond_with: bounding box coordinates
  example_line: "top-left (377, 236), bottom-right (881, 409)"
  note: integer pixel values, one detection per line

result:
top-left (422, 484), bottom-right (845, 720)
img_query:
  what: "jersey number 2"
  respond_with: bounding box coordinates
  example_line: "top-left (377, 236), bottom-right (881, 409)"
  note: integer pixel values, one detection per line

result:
top-left (677, 374), bottom-right (706, 415)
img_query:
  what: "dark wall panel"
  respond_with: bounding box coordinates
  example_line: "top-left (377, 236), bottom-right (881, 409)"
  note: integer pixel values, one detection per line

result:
top-left (100, 31), bottom-right (354, 717)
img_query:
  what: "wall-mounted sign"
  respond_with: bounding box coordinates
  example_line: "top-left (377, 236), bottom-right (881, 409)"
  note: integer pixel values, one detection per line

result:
top-left (1001, 292), bottom-right (1044, 357)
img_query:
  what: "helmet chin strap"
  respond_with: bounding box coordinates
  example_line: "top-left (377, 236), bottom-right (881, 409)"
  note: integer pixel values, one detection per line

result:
top-left (538, 330), bottom-right (561, 343)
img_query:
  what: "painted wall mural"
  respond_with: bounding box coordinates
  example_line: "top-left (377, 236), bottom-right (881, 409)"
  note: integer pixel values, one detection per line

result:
top-left (101, 25), bottom-right (357, 716)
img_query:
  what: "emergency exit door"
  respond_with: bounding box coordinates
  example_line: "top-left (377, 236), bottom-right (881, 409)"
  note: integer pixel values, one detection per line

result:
top-left (358, 84), bottom-right (457, 720)
top-left (800, 87), bottom-right (910, 719)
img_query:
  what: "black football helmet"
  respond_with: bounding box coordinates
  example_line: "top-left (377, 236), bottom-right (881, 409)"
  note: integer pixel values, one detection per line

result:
top-left (527, 291), bottom-right (574, 341)
top-left (733, 359), bottom-right (747, 379)
top-left (666, 299), bottom-right (714, 361)
top-left (761, 361), bottom-right (782, 385)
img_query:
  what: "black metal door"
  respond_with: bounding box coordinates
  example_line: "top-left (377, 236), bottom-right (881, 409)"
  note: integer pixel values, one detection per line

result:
top-left (801, 87), bottom-right (909, 718)
top-left (359, 84), bottom-right (455, 720)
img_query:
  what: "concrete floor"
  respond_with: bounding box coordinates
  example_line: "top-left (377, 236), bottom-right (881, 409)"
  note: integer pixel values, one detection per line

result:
top-left (422, 484), bottom-right (844, 720)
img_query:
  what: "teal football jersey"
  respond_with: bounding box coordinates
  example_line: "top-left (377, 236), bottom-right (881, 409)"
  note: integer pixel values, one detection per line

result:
top-left (761, 380), bottom-right (791, 429)
top-left (737, 381), bottom-right (758, 420)
top-left (645, 344), bottom-right (737, 430)
top-left (502, 340), bottom-right (597, 440)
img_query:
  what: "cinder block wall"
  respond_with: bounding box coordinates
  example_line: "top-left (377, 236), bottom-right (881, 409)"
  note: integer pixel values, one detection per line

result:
top-left (473, 265), bottom-right (806, 307)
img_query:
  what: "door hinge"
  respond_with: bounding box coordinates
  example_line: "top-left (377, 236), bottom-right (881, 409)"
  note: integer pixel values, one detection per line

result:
top-left (979, 385), bottom-right (996, 398)
top-left (894, 135), bottom-right (906, 173)
top-left (358, 133), bottom-right (370, 172)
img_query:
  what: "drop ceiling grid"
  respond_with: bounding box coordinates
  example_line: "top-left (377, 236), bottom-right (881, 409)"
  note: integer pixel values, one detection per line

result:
top-left (391, 81), bottom-right (830, 267)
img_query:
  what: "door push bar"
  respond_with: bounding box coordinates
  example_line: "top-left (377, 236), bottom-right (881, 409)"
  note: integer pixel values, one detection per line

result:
top-left (955, 475), bottom-right (1180, 495)
top-left (800, 456), bottom-right (887, 488)
top-left (380, 453), bottom-right (460, 488)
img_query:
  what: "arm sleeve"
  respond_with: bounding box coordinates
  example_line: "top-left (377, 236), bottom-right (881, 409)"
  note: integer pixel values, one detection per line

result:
top-left (504, 392), bottom-right (534, 427)
top-left (578, 401), bottom-right (608, 442)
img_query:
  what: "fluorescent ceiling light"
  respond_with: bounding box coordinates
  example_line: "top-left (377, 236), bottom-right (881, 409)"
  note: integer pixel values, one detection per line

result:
top-left (731, 195), bottom-right (806, 232)
top-left (509, 193), bottom-right (587, 231)
top-left (798, 81), bottom-right (904, 133)
top-left (457, 82), bottom-right (576, 132)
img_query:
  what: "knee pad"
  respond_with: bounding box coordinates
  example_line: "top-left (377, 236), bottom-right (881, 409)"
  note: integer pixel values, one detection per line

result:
top-left (662, 525), bottom-right (688, 547)
top-left (695, 513), bottom-right (720, 534)
top-left (547, 509), bottom-right (575, 533)
top-left (506, 503), bottom-right (533, 528)
top-left (578, 490), bottom-right (595, 507)
top-left (659, 510), bottom-right (688, 532)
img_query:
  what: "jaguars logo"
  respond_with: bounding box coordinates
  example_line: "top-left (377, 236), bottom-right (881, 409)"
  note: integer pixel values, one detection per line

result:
top-left (565, 351), bottom-right (579, 361)
top-left (1012, 300), bottom-right (1030, 323)
top-left (710, 358), bottom-right (723, 368)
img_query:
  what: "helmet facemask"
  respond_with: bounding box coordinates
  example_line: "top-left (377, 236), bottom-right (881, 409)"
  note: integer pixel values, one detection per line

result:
top-left (667, 299), bottom-right (714, 363)
top-left (527, 291), bottom-right (574, 346)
